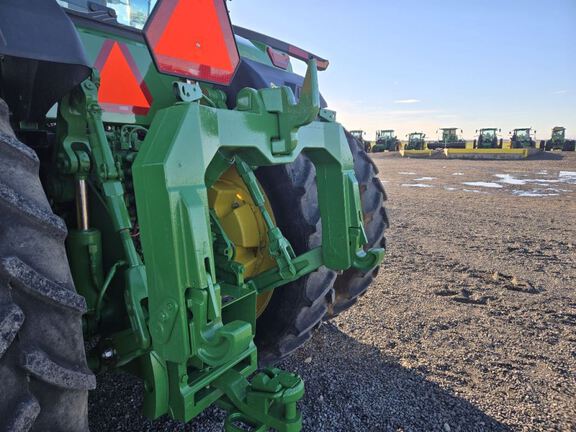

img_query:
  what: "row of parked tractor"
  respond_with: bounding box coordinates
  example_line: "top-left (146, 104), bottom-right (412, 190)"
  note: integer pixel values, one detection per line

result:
top-left (351, 127), bottom-right (576, 153)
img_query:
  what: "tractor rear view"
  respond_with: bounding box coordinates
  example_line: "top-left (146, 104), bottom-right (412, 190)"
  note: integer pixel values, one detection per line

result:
top-left (405, 132), bottom-right (427, 150)
top-left (372, 129), bottom-right (400, 152)
top-left (473, 128), bottom-right (502, 149)
top-left (542, 127), bottom-right (575, 151)
top-left (350, 129), bottom-right (372, 152)
top-left (0, 1), bottom-right (387, 431)
top-left (510, 128), bottom-right (537, 148)
top-left (428, 128), bottom-right (466, 149)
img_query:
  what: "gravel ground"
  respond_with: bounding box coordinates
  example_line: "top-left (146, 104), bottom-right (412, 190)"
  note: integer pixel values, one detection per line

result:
top-left (89, 152), bottom-right (576, 431)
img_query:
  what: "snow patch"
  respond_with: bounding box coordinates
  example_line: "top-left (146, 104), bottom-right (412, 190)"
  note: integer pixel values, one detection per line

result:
top-left (413, 177), bottom-right (437, 181)
top-left (494, 174), bottom-right (526, 185)
top-left (462, 189), bottom-right (488, 194)
top-left (559, 171), bottom-right (576, 184)
top-left (399, 171), bottom-right (416, 175)
top-left (512, 190), bottom-right (559, 197)
top-left (463, 182), bottom-right (503, 189)
top-left (401, 183), bottom-right (432, 188)
top-left (452, 172), bottom-right (464, 176)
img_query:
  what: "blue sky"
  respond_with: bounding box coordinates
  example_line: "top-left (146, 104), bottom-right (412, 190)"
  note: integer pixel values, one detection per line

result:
top-left (228, 0), bottom-right (576, 140)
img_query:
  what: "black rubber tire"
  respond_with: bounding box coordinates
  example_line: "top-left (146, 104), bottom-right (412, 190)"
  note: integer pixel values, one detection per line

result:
top-left (327, 131), bottom-right (388, 318)
top-left (255, 155), bottom-right (336, 364)
top-left (0, 99), bottom-right (94, 432)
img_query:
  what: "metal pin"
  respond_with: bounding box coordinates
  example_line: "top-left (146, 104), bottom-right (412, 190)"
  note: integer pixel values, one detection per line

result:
top-left (76, 178), bottom-right (89, 230)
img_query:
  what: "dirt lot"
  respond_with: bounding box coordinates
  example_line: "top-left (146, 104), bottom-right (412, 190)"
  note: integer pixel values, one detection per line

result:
top-left (90, 152), bottom-right (575, 431)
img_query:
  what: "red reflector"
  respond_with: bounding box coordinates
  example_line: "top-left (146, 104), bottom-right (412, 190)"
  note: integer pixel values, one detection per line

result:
top-left (94, 40), bottom-right (153, 116)
top-left (144, 0), bottom-right (240, 85)
top-left (267, 46), bottom-right (290, 70)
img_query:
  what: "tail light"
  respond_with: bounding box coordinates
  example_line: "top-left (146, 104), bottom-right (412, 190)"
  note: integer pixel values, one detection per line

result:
top-left (266, 47), bottom-right (290, 70)
top-left (144, 0), bottom-right (239, 85)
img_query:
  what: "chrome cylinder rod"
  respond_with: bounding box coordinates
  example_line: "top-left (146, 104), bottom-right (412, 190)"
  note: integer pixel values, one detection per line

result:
top-left (76, 178), bottom-right (89, 230)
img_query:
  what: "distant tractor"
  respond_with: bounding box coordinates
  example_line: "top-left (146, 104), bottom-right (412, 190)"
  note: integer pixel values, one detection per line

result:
top-left (473, 128), bottom-right (502, 149)
top-left (405, 132), bottom-right (427, 150)
top-left (541, 127), bottom-right (575, 151)
top-left (428, 128), bottom-right (466, 149)
top-left (350, 130), bottom-right (371, 152)
top-left (372, 129), bottom-right (400, 152)
top-left (510, 128), bottom-right (536, 148)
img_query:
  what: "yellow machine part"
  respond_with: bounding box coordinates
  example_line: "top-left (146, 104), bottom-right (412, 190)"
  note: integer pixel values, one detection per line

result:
top-left (208, 167), bottom-right (276, 317)
top-left (443, 148), bottom-right (537, 160)
top-left (399, 148), bottom-right (433, 158)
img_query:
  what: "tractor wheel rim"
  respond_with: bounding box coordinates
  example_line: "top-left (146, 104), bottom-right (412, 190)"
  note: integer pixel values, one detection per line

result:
top-left (208, 166), bottom-right (275, 317)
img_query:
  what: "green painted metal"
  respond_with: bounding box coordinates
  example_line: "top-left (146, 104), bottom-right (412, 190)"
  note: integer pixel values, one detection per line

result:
top-left (373, 129), bottom-right (400, 152)
top-left (405, 132), bottom-right (426, 150)
top-left (510, 128), bottom-right (536, 149)
top-left (474, 128), bottom-right (501, 149)
top-left (429, 128), bottom-right (466, 149)
top-left (21, 3), bottom-right (386, 430)
top-left (543, 126), bottom-right (575, 151)
top-left (349, 130), bottom-right (371, 152)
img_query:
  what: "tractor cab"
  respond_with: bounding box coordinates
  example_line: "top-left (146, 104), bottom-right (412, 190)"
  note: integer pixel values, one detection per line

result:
top-left (376, 130), bottom-right (395, 140)
top-left (373, 129), bottom-right (400, 152)
top-left (552, 127), bottom-right (566, 141)
top-left (429, 128), bottom-right (466, 149)
top-left (474, 128), bottom-right (502, 149)
top-left (406, 132), bottom-right (426, 150)
top-left (511, 128), bottom-right (536, 148)
top-left (543, 126), bottom-right (575, 151)
top-left (442, 128), bottom-right (458, 142)
top-left (350, 130), bottom-right (371, 152)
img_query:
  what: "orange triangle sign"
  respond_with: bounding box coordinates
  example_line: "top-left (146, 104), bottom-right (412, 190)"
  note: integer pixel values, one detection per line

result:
top-left (95, 41), bottom-right (152, 115)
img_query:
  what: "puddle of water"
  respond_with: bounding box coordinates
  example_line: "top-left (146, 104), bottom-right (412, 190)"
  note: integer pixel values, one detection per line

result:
top-left (399, 171), bottom-right (416, 175)
top-left (463, 181), bottom-right (503, 188)
top-left (401, 183), bottom-right (432, 188)
top-left (494, 174), bottom-right (526, 185)
top-left (414, 176), bottom-right (437, 181)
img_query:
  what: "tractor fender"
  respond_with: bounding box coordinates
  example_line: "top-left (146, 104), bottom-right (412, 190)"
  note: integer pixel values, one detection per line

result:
top-left (218, 58), bottom-right (327, 109)
top-left (0, 0), bottom-right (91, 120)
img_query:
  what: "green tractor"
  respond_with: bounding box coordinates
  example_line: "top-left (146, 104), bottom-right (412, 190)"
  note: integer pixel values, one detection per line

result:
top-left (372, 129), bottom-right (400, 152)
top-left (510, 128), bottom-right (536, 148)
top-left (350, 129), bottom-right (371, 152)
top-left (405, 132), bottom-right (427, 150)
top-left (0, 1), bottom-right (388, 431)
top-left (428, 128), bottom-right (466, 150)
top-left (473, 128), bottom-right (503, 149)
top-left (542, 127), bottom-right (575, 151)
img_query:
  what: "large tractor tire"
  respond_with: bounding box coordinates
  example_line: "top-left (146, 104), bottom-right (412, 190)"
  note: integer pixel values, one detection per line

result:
top-left (254, 131), bottom-right (388, 362)
top-left (0, 100), bottom-right (94, 431)
top-left (255, 156), bottom-right (336, 364)
top-left (327, 131), bottom-right (388, 317)
top-left (564, 140), bottom-right (576, 152)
